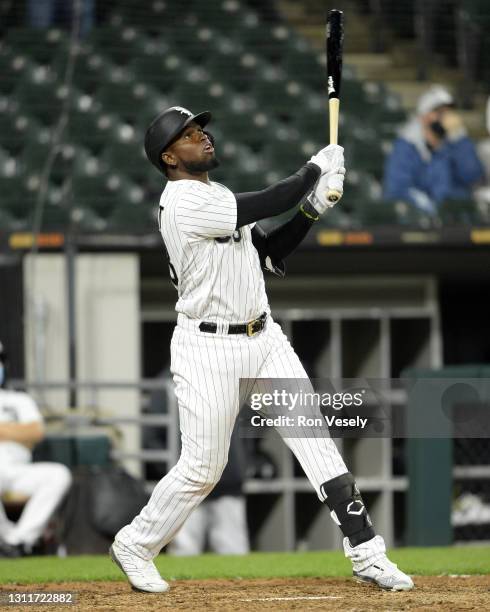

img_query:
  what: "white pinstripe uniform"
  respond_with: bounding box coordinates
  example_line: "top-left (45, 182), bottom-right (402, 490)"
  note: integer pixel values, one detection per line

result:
top-left (116, 178), bottom-right (348, 560)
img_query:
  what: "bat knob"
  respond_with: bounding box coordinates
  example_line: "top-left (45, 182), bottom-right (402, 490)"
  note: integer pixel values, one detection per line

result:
top-left (326, 190), bottom-right (341, 204)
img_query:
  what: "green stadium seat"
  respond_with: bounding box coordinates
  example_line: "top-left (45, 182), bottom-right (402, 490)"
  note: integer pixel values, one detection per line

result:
top-left (71, 170), bottom-right (120, 220)
top-left (201, 34), bottom-right (243, 80)
top-left (281, 42), bottom-right (324, 91)
top-left (171, 78), bottom-right (230, 115)
top-left (340, 170), bottom-right (383, 218)
top-left (344, 124), bottom-right (386, 180)
top-left (70, 48), bottom-right (112, 94)
top-left (89, 25), bottom-right (148, 66)
top-left (66, 105), bottom-right (119, 153)
top-left (113, 0), bottom-right (175, 29)
top-left (129, 53), bottom-right (190, 94)
top-left (96, 69), bottom-right (149, 120)
top-left (134, 94), bottom-right (171, 133)
top-left (169, 23), bottom-right (216, 65)
top-left (293, 95), bottom-right (328, 140)
top-left (0, 49), bottom-right (35, 94)
top-left (6, 28), bottom-right (68, 64)
top-left (41, 186), bottom-right (70, 230)
top-left (15, 65), bottom-right (65, 124)
top-left (219, 102), bottom-right (276, 151)
top-left (0, 109), bottom-right (42, 155)
top-left (193, 0), bottom-right (247, 32)
top-left (0, 206), bottom-right (17, 230)
top-left (108, 201), bottom-right (156, 233)
top-left (261, 129), bottom-right (308, 176)
top-left (0, 174), bottom-right (38, 225)
top-left (100, 128), bottom-right (148, 183)
top-left (439, 199), bottom-right (481, 225)
top-left (252, 72), bottom-right (306, 121)
top-left (70, 204), bottom-right (107, 233)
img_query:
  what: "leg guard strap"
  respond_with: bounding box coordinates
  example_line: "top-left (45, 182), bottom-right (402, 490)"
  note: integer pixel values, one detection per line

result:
top-left (321, 472), bottom-right (375, 547)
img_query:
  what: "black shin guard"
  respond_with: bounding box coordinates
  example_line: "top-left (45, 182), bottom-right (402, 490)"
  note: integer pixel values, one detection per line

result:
top-left (321, 473), bottom-right (375, 547)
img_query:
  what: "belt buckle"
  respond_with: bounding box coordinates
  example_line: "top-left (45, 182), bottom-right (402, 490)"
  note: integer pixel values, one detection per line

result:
top-left (247, 319), bottom-right (260, 337)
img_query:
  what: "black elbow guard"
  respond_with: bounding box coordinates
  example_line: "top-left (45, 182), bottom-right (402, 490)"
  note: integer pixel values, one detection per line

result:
top-left (321, 472), bottom-right (375, 547)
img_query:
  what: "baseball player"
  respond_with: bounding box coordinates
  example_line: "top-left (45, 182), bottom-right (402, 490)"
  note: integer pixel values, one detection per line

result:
top-left (110, 107), bottom-right (414, 593)
top-left (0, 341), bottom-right (72, 556)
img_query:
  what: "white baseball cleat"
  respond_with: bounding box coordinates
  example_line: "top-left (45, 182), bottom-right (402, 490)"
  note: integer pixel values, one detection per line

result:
top-left (343, 535), bottom-right (414, 592)
top-left (110, 540), bottom-right (170, 593)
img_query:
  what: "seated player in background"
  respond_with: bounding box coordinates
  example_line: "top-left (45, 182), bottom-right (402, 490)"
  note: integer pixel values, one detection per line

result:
top-left (110, 106), bottom-right (413, 594)
top-left (0, 340), bottom-right (72, 557)
top-left (383, 85), bottom-right (484, 214)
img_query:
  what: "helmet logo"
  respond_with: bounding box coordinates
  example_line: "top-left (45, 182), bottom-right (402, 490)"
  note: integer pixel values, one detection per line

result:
top-left (173, 106), bottom-right (193, 117)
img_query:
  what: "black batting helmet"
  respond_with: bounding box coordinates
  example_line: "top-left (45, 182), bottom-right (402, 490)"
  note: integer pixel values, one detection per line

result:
top-left (144, 106), bottom-right (212, 174)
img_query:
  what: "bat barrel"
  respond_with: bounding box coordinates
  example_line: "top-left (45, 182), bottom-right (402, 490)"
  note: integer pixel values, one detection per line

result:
top-left (326, 9), bottom-right (344, 100)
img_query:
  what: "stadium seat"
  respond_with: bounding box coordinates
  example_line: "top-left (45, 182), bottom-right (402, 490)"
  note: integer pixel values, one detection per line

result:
top-left (96, 69), bottom-right (149, 120)
top-left (100, 126), bottom-right (148, 183)
top-left (112, 0), bottom-right (176, 29)
top-left (439, 199), bottom-right (481, 225)
top-left (129, 53), bottom-right (190, 94)
top-left (0, 174), bottom-right (40, 226)
top-left (20, 134), bottom-right (80, 184)
top-left (193, 0), bottom-right (247, 33)
top-left (281, 42), bottom-right (324, 90)
top-left (6, 28), bottom-right (68, 64)
top-left (293, 95), bottom-right (328, 140)
top-left (219, 101), bottom-right (277, 151)
top-left (15, 65), bottom-right (73, 125)
top-left (169, 23), bottom-right (217, 65)
top-left (70, 48), bottom-right (112, 94)
top-left (261, 127), bottom-right (308, 176)
top-left (89, 25), bottom-right (146, 66)
top-left (344, 124), bottom-right (387, 180)
top-left (66, 105), bottom-right (119, 153)
top-left (0, 109), bottom-right (41, 155)
top-left (201, 34), bottom-right (243, 80)
top-left (0, 49), bottom-right (34, 94)
top-left (340, 170), bottom-right (383, 219)
top-left (252, 72), bottom-right (306, 122)
top-left (172, 77), bottom-right (230, 115)
top-left (71, 171), bottom-right (120, 220)
top-left (108, 200), bottom-right (156, 233)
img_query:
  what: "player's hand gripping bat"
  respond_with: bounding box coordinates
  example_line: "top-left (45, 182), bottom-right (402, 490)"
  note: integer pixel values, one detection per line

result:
top-left (326, 9), bottom-right (344, 203)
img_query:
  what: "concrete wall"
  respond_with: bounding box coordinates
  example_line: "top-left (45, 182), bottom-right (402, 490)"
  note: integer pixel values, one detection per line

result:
top-left (24, 253), bottom-right (141, 475)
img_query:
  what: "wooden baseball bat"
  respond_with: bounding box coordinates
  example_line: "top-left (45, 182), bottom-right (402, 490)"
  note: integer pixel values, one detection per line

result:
top-left (326, 9), bottom-right (344, 203)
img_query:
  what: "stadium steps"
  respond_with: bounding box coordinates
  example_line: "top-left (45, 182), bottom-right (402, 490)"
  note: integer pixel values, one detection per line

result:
top-left (279, 0), bottom-right (488, 136)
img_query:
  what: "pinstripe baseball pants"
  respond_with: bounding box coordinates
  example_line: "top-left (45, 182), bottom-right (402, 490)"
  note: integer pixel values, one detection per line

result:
top-left (116, 316), bottom-right (348, 560)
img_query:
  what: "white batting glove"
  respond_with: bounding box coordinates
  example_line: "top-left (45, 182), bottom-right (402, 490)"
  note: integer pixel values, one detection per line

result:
top-left (309, 144), bottom-right (344, 175)
top-left (307, 167), bottom-right (346, 214)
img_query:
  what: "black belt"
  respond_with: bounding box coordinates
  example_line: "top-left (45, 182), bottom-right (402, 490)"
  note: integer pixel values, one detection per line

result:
top-left (199, 313), bottom-right (267, 337)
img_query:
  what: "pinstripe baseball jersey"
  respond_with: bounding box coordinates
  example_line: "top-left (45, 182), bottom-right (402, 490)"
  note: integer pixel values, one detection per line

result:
top-left (158, 179), bottom-right (270, 322)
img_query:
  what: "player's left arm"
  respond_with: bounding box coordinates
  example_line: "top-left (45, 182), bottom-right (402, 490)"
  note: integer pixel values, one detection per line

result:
top-left (251, 169), bottom-right (346, 276)
top-left (235, 144), bottom-right (344, 228)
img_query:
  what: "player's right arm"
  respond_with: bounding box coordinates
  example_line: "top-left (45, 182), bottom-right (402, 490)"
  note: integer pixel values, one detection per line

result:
top-left (0, 422), bottom-right (44, 446)
top-left (0, 393), bottom-right (44, 448)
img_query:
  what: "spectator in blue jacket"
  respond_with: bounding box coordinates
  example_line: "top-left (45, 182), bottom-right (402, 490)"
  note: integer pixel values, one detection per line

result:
top-left (383, 85), bottom-right (484, 214)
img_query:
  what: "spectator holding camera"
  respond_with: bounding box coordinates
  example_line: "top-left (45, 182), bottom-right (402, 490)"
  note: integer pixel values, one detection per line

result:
top-left (383, 85), bottom-right (484, 214)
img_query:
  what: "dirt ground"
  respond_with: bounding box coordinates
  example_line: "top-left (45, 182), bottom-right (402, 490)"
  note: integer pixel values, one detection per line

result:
top-left (1, 576), bottom-right (489, 611)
